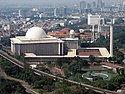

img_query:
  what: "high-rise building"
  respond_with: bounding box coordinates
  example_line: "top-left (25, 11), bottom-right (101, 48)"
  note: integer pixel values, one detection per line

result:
top-left (87, 3), bottom-right (91, 9)
top-left (18, 9), bottom-right (21, 17)
top-left (80, 1), bottom-right (87, 14)
top-left (92, 1), bottom-right (96, 8)
top-left (21, 9), bottom-right (32, 17)
top-left (123, 0), bottom-right (125, 6)
top-left (97, 0), bottom-right (103, 9)
top-left (54, 8), bottom-right (58, 17)
top-left (80, 1), bottom-right (87, 9)
top-left (59, 7), bottom-right (67, 16)
top-left (88, 14), bottom-right (101, 42)
top-left (88, 14), bottom-right (101, 25)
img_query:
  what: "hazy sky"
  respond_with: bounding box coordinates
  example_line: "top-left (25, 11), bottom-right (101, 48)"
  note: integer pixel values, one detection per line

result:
top-left (0, 0), bottom-right (123, 6)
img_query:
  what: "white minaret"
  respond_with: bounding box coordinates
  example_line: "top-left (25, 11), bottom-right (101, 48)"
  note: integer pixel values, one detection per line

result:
top-left (110, 19), bottom-right (113, 57)
top-left (18, 9), bottom-right (21, 17)
top-left (54, 8), bottom-right (57, 17)
top-left (70, 30), bottom-right (75, 38)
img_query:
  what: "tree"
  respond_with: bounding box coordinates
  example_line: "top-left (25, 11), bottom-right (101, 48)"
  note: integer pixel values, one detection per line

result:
top-left (89, 55), bottom-right (95, 69)
top-left (93, 78), bottom-right (108, 89)
top-left (56, 57), bottom-right (71, 67)
top-left (116, 68), bottom-right (120, 75)
top-left (115, 51), bottom-right (124, 64)
top-left (108, 75), bottom-right (124, 91)
top-left (68, 62), bottom-right (81, 73)
top-left (108, 57), bottom-right (112, 62)
top-left (51, 88), bottom-right (64, 94)
top-left (70, 85), bottom-right (83, 94)
top-left (24, 62), bottom-right (30, 72)
top-left (74, 56), bottom-right (84, 69)
top-left (120, 68), bottom-right (125, 75)
top-left (0, 79), bottom-right (26, 94)
top-left (115, 17), bottom-right (124, 24)
top-left (43, 85), bottom-right (52, 92)
top-left (89, 55), bottom-right (95, 63)
top-left (1, 37), bottom-right (11, 46)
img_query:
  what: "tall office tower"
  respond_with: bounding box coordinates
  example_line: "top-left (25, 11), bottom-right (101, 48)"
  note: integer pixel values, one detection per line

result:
top-left (54, 8), bottom-right (58, 17)
top-left (92, 1), bottom-right (96, 8)
top-left (88, 14), bottom-right (101, 42)
top-left (18, 9), bottom-right (21, 17)
top-left (31, 8), bottom-right (38, 17)
top-left (87, 3), bottom-right (91, 9)
top-left (123, 0), bottom-right (125, 6)
top-left (122, 0), bottom-right (125, 11)
top-left (59, 7), bottom-right (67, 16)
top-left (63, 7), bottom-right (67, 16)
top-left (97, 0), bottom-right (103, 9)
top-left (21, 9), bottom-right (32, 17)
top-left (121, 0), bottom-right (125, 11)
top-left (80, 1), bottom-right (87, 14)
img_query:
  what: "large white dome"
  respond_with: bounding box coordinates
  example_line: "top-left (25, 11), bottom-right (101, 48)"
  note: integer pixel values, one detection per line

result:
top-left (25, 27), bottom-right (46, 39)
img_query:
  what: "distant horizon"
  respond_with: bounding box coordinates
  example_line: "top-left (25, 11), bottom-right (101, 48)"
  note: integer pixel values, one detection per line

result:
top-left (0, 0), bottom-right (123, 8)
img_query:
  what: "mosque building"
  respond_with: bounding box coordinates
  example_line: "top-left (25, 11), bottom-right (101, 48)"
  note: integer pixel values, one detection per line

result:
top-left (11, 27), bottom-right (111, 62)
top-left (11, 27), bottom-right (64, 56)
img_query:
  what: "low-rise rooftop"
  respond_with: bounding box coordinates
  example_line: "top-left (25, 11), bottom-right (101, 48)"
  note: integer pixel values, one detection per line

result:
top-left (11, 35), bottom-right (64, 44)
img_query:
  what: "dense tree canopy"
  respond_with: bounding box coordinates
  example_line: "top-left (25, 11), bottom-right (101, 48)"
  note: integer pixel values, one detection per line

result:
top-left (0, 58), bottom-right (99, 94)
top-left (0, 79), bottom-right (27, 94)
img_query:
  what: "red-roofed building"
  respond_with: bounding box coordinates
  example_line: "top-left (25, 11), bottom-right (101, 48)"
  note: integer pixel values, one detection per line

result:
top-left (80, 33), bottom-right (92, 39)
top-left (48, 28), bottom-right (79, 38)
top-left (102, 62), bottom-right (123, 72)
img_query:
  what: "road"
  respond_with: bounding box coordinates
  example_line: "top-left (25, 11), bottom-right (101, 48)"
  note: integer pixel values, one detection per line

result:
top-left (0, 50), bottom-right (117, 94)
top-left (0, 66), bottom-right (39, 94)
top-left (0, 67), bottom-right (7, 78)
top-left (7, 76), bottom-right (39, 94)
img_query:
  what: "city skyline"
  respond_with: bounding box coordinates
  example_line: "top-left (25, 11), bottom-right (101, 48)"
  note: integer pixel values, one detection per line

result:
top-left (0, 0), bottom-right (123, 6)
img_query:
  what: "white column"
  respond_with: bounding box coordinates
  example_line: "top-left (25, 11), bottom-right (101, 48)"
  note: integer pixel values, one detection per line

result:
top-left (18, 45), bottom-right (21, 55)
top-left (102, 18), bottom-right (105, 25)
top-left (110, 23), bottom-right (113, 57)
top-left (58, 43), bottom-right (60, 55)
top-left (11, 42), bottom-right (13, 52)
top-left (18, 10), bottom-right (20, 17)
top-left (92, 25), bottom-right (95, 42)
top-left (98, 20), bottom-right (101, 38)
top-left (62, 43), bottom-right (63, 55)
top-left (12, 43), bottom-right (16, 54)
top-left (98, 25), bottom-right (100, 38)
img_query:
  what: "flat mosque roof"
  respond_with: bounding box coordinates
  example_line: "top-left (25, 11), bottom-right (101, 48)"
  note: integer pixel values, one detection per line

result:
top-left (11, 35), bottom-right (64, 44)
top-left (25, 47), bottom-right (111, 58)
top-left (78, 47), bottom-right (111, 57)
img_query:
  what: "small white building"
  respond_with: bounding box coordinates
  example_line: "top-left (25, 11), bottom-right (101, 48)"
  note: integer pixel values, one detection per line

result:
top-left (88, 14), bottom-right (101, 25)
